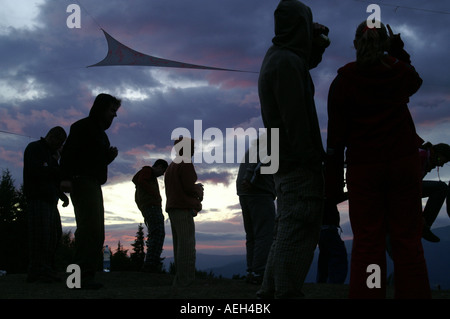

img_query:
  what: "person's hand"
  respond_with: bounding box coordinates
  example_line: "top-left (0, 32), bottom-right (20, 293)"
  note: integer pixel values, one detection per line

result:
top-left (195, 183), bottom-right (204, 201)
top-left (108, 146), bottom-right (118, 162)
top-left (386, 24), bottom-right (410, 63)
top-left (313, 22), bottom-right (330, 48)
top-left (313, 22), bottom-right (329, 36)
top-left (387, 24), bottom-right (404, 49)
top-left (60, 180), bottom-right (72, 193)
top-left (61, 193), bottom-right (70, 207)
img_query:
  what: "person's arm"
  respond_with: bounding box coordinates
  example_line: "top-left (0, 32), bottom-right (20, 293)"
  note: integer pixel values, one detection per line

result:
top-left (180, 163), bottom-right (203, 199)
top-left (325, 75), bottom-right (347, 202)
top-left (275, 56), bottom-right (318, 160)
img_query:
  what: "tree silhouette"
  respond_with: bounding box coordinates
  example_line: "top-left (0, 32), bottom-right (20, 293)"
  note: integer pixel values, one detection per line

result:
top-left (111, 240), bottom-right (130, 271)
top-left (130, 223), bottom-right (145, 270)
top-left (0, 169), bottom-right (28, 273)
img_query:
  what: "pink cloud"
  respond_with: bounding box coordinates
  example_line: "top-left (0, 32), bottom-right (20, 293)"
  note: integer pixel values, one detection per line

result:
top-left (0, 109), bottom-right (26, 135)
top-left (0, 147), bottom-right (23, 167)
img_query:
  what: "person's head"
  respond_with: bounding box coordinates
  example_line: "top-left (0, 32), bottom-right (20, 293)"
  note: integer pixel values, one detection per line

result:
top-left (44, 126), bottom-right (67, 151)
top-left (432, 143), bottom-right (450, 167)
top-left (173, 136), bottom-right (195, 158)
top-left (272, 0), bottom-right (313, 58)
top-left (152, 159), bottom-right (169, 177)
top-left (353, 20), bottom-right (389, 67)
top-left (89, 93), bottom-right (122, 130)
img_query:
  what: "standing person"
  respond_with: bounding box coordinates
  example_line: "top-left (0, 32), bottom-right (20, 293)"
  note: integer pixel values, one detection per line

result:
top-left (316, 198), bottom-right (348, 284)
top-left (257, 0), bottom-right (329, 298)
top-left (132, 159), bottom-right (169, 272)
top-left (419, 142), bottom-right (450, 242)
top-left (236, 147), bottom-right (276, 285)
top-left (103, 245), bottom-right (111, 272)
top-left (23, 126), bottom-right (69, 283)
top-left (60, 93), bottom-right (121, 289)
top-left (326, 21), bottom-right (431, 298)
top-left (164, 137), bottom-right (203, 287)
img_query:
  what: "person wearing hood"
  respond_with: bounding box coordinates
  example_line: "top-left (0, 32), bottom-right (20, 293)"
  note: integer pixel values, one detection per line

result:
top-left (60, 93), bottom-right (121, 289)
top-left (132, 159), bottom-right (168, 272)
top-left (326, 22), bottom-right (431, 298)
top-left (257, 0), bottom-right (329, 299)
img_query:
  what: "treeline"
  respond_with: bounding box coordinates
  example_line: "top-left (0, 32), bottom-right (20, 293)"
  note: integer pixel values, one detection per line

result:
top-left (61, 223), bottom-right (163, 273)
top-left (0, 169), bottom-right (28, 273)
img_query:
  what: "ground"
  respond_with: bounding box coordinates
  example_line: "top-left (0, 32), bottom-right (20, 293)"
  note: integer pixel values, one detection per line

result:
top-left (1, 271), bottom-right (449, 299)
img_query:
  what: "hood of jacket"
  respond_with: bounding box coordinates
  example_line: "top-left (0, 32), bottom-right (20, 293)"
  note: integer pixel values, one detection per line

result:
top-left (272, 0), bottom-right (313, 61)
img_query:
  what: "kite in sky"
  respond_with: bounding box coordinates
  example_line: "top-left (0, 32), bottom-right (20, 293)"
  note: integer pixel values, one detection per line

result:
top-left (88, 29), bottom-right (256, 73)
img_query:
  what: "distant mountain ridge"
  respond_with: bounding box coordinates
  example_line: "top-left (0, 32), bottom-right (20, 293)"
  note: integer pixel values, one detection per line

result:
top-left (163, 225), bottom-right (450, 289)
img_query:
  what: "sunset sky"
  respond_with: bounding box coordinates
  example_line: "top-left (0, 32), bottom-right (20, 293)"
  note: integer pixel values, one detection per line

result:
top-left (1, 0), bottom-right (449, 257)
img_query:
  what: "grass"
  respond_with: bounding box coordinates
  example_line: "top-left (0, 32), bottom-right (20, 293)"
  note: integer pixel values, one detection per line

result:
top-left (1, 271), bottom-right (449, 299)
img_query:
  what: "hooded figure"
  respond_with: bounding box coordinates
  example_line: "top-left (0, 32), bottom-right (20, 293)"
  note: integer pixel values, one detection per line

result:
top-left (258, 0), bottom-right (328, 173)
top-left (256, 0), bottom-right (329, 299)
top-left (61, 93), bottom-right (121, 185)
top-left (59, 93), bottom-right (121, 289)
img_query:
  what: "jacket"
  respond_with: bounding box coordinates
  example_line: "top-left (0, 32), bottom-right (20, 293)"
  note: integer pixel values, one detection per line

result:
top-left (60, 117), bottom-right (113, 185)
top-left (132, 166), bottom-right (162, 210)
top-left (164, 161), bottom-right (202, 212)
top-left (326, 55), bottom-right (423, 200)
top-left (236, 150), bottom-right (276, 198)
top-left (23, 138), bottom-right (62, 203)
top-left (258, 0), bottom-right (326, 173)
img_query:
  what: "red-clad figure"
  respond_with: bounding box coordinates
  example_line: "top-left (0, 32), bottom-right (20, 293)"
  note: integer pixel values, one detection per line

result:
top-left (326, 21), bottom-right (431, 298)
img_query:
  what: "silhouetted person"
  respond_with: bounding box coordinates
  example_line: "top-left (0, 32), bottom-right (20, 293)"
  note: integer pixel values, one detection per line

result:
top-left (236, 147), bottom-right (275, 285)
top-left (420, 142), bottom-right (450, 242)
top-left (164, 137), bottom-right (203, 287)
top-left (60, 93), bottom-right (121, 289)
top-left (24, 126), bottom-right (68, 283)
top-left (326, 21), bottom-right (431, 298)
top-left (316, 196), bottom-right (348, 284)
top-left (257, 0), bottom-right (329, 299)
top-left (132, 159), bottom-right (169, 272)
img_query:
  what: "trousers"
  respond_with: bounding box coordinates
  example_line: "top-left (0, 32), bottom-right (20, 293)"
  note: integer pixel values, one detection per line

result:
top-left (168, 208), bottom-right (196, 287)
top-left (71, 176), bottom-right (105, 280)
top-left (141, 206), bottom-right (165, 266)
top-left (27, 199), bottom-right (62, 276)
top-left (239, 195), bottom-right (275, 275)
top-left (347, 154), bottom-right (431, 298)
top-left (257, 166), bottom-right (324, 298)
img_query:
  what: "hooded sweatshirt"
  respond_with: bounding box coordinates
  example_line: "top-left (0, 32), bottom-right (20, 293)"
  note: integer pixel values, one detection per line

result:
top-left (258, 0), bottom-right (326, 173)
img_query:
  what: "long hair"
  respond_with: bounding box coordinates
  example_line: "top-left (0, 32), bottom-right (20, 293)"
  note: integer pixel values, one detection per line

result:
top-left (354, 21), bottom-right (388, 67)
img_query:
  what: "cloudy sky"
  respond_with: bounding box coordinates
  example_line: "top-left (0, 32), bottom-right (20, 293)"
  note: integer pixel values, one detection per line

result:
top-left (1, 0), bottom-right (449, 256)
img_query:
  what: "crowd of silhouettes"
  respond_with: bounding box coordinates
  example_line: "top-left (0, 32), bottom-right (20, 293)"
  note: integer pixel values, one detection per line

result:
top-left (21, 0), bottom-right (449, 298)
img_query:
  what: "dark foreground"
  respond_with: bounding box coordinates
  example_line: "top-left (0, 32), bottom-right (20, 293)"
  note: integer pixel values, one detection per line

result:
top-left (1, 271), bottom-right (449, 299)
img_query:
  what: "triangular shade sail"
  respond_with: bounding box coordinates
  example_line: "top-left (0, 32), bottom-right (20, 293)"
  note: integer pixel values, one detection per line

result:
top-left (88, 29), bottom-right (255, 73)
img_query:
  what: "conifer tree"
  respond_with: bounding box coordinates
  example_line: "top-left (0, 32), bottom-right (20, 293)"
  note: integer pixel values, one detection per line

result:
top-left (111, 241), bottom-right (130, 271)
top-left (0, 169), bottom-right (20, 224)
top-left (130, 223), bottom-right (145, 270)
top-left (0, 169), bottom-right (28, 272)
